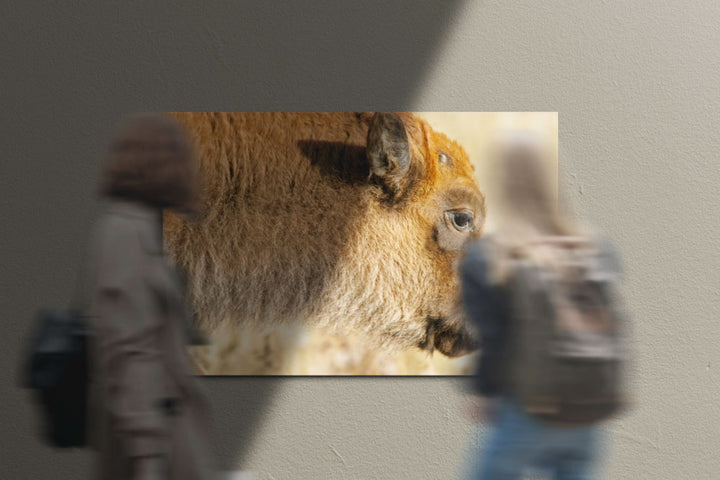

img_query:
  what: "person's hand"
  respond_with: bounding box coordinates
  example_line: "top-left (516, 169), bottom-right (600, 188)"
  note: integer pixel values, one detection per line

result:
top-left (132, 456), bottom-right (166, 480)
top-left (465, 396), bottom-right (499, 423)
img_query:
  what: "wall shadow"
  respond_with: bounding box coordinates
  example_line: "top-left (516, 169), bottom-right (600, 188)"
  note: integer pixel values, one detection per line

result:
top-left (297, 140), bottom-right (369, 185)
top-left (2, 1), bottom-right (467, 476)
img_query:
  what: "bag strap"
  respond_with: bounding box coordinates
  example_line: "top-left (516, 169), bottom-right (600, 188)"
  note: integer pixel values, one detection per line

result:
top-left (526, 235), bottom-right (591, 249)
top-left (69, 232), bottom-right (100, 315)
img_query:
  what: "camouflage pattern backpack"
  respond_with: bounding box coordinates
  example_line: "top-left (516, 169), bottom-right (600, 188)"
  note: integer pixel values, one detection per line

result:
top-left (504, 236), bottom-right (626, 425)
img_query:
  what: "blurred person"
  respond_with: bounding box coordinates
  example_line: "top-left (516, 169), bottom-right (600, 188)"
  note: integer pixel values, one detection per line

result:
top-left (461, 131), bottom-right (625, 479)
top-left (88, 114), bottom-right (213, 480)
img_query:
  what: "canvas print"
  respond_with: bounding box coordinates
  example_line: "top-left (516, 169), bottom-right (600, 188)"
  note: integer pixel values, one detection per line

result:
top-left (162, 112), bottom-right (558, 375)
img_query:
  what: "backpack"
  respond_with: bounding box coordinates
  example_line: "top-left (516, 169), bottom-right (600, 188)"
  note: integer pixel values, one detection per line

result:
top-left (503, 236), bottom-right (626, 425)
top-left (22, 308), bottom-right (90, 447)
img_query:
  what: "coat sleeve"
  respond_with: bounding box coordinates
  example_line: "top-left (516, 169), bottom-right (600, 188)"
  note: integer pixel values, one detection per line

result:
top-left (92, 219), bottom-right (169, 458)
top-left (460, 241), bottom-right (508, 397)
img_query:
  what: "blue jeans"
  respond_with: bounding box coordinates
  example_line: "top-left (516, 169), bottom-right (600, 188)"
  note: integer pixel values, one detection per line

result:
top-left (471, 400), bottom-right (600, 480)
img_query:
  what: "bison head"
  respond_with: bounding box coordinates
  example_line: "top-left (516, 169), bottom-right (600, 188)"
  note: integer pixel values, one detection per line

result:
top-left (324, 112), bottom-right (485, 357)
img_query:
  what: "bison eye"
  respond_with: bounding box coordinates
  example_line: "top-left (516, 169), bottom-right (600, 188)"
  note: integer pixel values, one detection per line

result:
top-left (439, 153), bottom-right (449, 164)
top-left (446, 210), bottom-right (474, 232)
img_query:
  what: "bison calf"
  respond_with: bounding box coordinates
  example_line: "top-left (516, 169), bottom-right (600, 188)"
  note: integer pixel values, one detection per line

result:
top-left (164, 112), bottom-right (485, 370)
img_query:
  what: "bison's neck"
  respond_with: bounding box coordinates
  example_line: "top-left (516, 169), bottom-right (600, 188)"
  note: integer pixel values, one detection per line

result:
top-left (166, 112), bottom-right (382, 327)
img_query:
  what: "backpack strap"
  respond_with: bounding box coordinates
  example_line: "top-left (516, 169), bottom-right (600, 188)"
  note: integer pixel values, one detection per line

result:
top-left (527, 236), bottom-right (592, 249)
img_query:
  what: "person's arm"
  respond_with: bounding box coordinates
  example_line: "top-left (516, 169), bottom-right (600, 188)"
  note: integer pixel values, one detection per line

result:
top-left (93, 221), bottom-right (169, 473)
top-left (460, 241), bottom-right (507, 397)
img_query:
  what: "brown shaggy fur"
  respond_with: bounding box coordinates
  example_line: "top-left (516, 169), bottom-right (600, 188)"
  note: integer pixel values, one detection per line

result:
top-left (164, 112), bottom-right (485, 365)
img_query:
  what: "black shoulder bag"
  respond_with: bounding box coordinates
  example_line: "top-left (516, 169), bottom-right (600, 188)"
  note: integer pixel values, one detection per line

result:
top-left (20, 249), bottom-right (95, 448)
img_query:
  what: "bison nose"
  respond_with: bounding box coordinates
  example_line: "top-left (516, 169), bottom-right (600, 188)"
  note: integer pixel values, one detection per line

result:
top-left (421, 318), bottom-right (479, 358)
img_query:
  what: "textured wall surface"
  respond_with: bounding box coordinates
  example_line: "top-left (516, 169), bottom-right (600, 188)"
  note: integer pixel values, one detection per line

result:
top-left (2, 1), bottom-right (719, 479)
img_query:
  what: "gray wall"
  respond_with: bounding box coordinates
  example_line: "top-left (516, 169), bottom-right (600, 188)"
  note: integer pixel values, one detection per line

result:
top-left (3, 1), bottom-right (719, 478)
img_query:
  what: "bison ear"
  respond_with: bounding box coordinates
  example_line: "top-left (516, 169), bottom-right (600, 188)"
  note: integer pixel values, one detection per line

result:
top-left (367, 112), bottom-right (411, 198)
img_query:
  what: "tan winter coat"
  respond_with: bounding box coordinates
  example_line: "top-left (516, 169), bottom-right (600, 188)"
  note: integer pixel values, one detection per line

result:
top-left (88, 200), bottom-right (212, 480)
